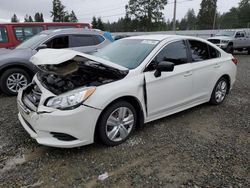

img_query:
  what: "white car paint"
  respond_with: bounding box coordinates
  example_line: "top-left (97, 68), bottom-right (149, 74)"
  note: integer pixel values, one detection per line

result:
top-left (17, 35), bottom-right (237, 148)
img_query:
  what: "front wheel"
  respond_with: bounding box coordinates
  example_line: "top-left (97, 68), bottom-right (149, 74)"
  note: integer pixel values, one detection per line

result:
top-left (97, 101), bottom-right (137, 146)
top-left (225, 44), bottom-right (233, 54)
top-left (0, 68), bottom-right (31, 95)
top-left (210, 77), bottom-right (229, 105)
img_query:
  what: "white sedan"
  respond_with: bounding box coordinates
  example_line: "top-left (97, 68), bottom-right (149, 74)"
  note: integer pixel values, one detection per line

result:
top-left (17, 35), bottom-right (237, 148)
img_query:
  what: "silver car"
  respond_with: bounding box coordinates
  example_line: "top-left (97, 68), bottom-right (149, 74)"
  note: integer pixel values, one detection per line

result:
top-left (0, 28), bottom-right (111, 95)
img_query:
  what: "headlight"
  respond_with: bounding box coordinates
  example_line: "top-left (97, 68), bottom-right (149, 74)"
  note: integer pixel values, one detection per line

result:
top-left (221, 40), bottom-right (229, 43)
top-left (46, 87), bottom-right (96, 109)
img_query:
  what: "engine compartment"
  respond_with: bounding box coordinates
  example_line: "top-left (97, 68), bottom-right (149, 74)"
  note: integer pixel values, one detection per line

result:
top-left (37, 60), bottom-right (128, 95)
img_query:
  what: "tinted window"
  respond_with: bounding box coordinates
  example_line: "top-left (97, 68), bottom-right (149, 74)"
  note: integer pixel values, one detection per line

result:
top-left (188, 40), bottom-right (209, 62)
top-left (46, 36), bottom-right (69, 49)
top-left (70, 35), bottom-right (102, 47)
top-left (14, 26), bottom-right (43, 41)
top-left (156, 40), bottom-right (188, 66)
top-left (0, 27), bottom-right (8, 43)
top-left (208, 45), bottom-right (220, 59)
top-left (95, 35), bottom-right (105, 43)
top-left (48, 25), bottom-right (77, 30)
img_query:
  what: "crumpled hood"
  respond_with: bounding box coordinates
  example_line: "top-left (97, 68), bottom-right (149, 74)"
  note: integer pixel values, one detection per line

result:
top-left (208, 36), bottom-right (232, 41)
top-left (30, 49), bottom-right (128, 72)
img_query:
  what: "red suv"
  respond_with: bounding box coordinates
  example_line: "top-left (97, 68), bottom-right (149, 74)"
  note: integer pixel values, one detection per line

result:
top-left (0, 22), bottom-right (91, 48)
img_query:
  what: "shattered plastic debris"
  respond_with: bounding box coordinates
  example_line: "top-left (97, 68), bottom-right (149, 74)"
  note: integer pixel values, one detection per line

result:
top-left (98, 172), bottom-right (109, 181)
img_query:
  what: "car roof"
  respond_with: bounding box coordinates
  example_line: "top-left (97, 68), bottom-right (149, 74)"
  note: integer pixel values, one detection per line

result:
top-left (125, 34), bottom-right (207, 42)
top-left (40, 28), bottom-right (104, 35)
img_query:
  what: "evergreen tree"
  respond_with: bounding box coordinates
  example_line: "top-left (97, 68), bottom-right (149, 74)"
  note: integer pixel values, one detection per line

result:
top-left (238, 0), bottom-right (250, 27)
top-left (28, 16), bottom-right (33, 22)
top-left (92, 16), bottom-right (98, 28)
top-left (186, 9), bottom-right (197, 30)
top-left (40, 13), bottom-right (44, 22)
top-left (197, 0), bottom-right (217, 29)
top-left (51, 0), bottom-right (67, 22)
top-left (220, 8), bottom-right (240, 29)
top-left (126, 0), bottom-right (167, 31)
top-left (34, 13), bottom-right (41, 22)
top-left (24, 14), bottom-right (29, 22)
top-left (69, 11), bottom-right (78, 22)
top-left (11, 14), bottom-right (19, 22)
top-left (97, 17), bottom-right (104, 30)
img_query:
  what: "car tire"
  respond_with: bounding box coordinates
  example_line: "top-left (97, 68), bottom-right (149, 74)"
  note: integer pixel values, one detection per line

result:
top-left (0, 68), bottom-right (31, 95)
top-left (210, 77), bottom-right (229, 105)
top-left (247, 48), bottom-right (250, 55)
top-left (226, 44), bottom-right (233, 54)
top-left (97, 101), bottom-right (137, 146)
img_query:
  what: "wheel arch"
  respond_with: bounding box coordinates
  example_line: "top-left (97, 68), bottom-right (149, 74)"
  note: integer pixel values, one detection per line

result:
top-left (94, 95), bottom-right (145, 142)
top-left (219, 74), bottom-right (231, 94)
top-left (0, 63), bottom-right (35, 79)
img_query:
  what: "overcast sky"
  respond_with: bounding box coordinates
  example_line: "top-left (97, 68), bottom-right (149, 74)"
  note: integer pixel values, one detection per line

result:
top-left (0, 0), bottom-right (240, 23)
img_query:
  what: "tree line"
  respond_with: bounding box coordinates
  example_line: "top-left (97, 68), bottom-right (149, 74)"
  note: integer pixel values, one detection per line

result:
top-left (93, 0), bottom-right (250, 32)
top-left (11, 0), bottom-right (77, 23)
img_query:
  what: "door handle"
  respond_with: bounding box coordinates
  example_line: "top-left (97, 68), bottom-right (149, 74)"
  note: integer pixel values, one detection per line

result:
top-left (184, 71), bottom-right (192, 77)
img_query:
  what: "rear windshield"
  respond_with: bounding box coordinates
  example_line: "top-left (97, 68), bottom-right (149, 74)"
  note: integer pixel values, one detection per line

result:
top-left (0, 27), bottom-right (8, 43)
top-left (94, 39), bottom-right (159, 69)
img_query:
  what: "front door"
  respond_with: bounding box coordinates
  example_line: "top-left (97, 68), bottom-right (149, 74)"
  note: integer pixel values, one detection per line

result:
top-left (144, 40), bottom-right (193, 120)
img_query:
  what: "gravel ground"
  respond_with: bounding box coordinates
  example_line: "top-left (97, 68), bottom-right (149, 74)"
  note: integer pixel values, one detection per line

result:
top-left (0, 54), bottom-right (249, 188)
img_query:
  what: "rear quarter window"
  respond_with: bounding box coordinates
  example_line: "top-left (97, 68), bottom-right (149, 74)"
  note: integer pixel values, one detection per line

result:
top-left (70, 35), bottom-right (103, 47)
top-left (0, 27), bottom-right (8, 43)
top-left (208, 45), bottom-right (221, 59)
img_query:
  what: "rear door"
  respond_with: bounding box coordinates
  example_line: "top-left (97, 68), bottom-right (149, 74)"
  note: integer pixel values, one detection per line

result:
top-left (187, 40), bottom-right (220, 101)
top-left (144, 40), bottom-right (193, 119)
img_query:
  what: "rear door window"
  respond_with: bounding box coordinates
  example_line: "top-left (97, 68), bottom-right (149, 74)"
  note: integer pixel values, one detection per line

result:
top-left (45, 35), bottom-right (69, 49)
top-left (70, 35), bottom-right (102, 47)
top-left (14, 26), bottom-right (43, 41)
top-left (188, 40), bottom-right (210, 62)
top-left (0, 27), bottom-right (8, 42)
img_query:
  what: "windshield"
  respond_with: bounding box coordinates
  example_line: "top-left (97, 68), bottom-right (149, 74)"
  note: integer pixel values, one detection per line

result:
top-left (215, 31), bottom-right (235, 37)
top-left (94, 39), bottom-right (159, 69)
top-left (15, 34), bottom-right (48, 49)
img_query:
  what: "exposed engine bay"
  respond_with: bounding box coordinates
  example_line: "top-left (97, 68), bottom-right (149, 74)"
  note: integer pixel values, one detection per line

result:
top-left (37, 59), bottom-right (128, 95)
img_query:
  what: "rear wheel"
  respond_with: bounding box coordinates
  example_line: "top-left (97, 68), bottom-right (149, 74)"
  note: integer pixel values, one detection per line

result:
top-left (247, 48), bottom-right (250, 55)
top-left (210, 77), bottom-right (229, 105)
top-left (97, 101), bottom-right (137, 146)
top-left (0, 68), bottom-right (31, 95)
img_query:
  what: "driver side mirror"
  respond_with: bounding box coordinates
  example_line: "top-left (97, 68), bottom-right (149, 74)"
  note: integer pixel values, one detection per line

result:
top-left (36, 44), bottom-right (47, 51)
top-left (154, 61), bottom-right (175, 77)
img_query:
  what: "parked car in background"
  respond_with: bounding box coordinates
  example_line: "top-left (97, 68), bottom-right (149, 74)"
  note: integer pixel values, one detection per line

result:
top-left (0, 28), bottom-right (112, 95)
top-left (17, 35), bottom-right (237, 148)
top-left (0, 22), bottom-right (91, 48)
top-left (208, 30), bottom-right (250, 54)
top-left (113, 34), bottom-right (130, 41)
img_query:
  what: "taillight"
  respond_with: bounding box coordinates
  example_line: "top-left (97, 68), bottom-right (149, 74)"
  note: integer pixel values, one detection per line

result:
top-left (232, 57), bottom-right (238, 65)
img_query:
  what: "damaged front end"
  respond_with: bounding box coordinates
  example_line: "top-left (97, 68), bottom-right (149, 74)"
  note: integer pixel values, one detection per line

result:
top-left (22, 49), bottom-right (129, 110)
